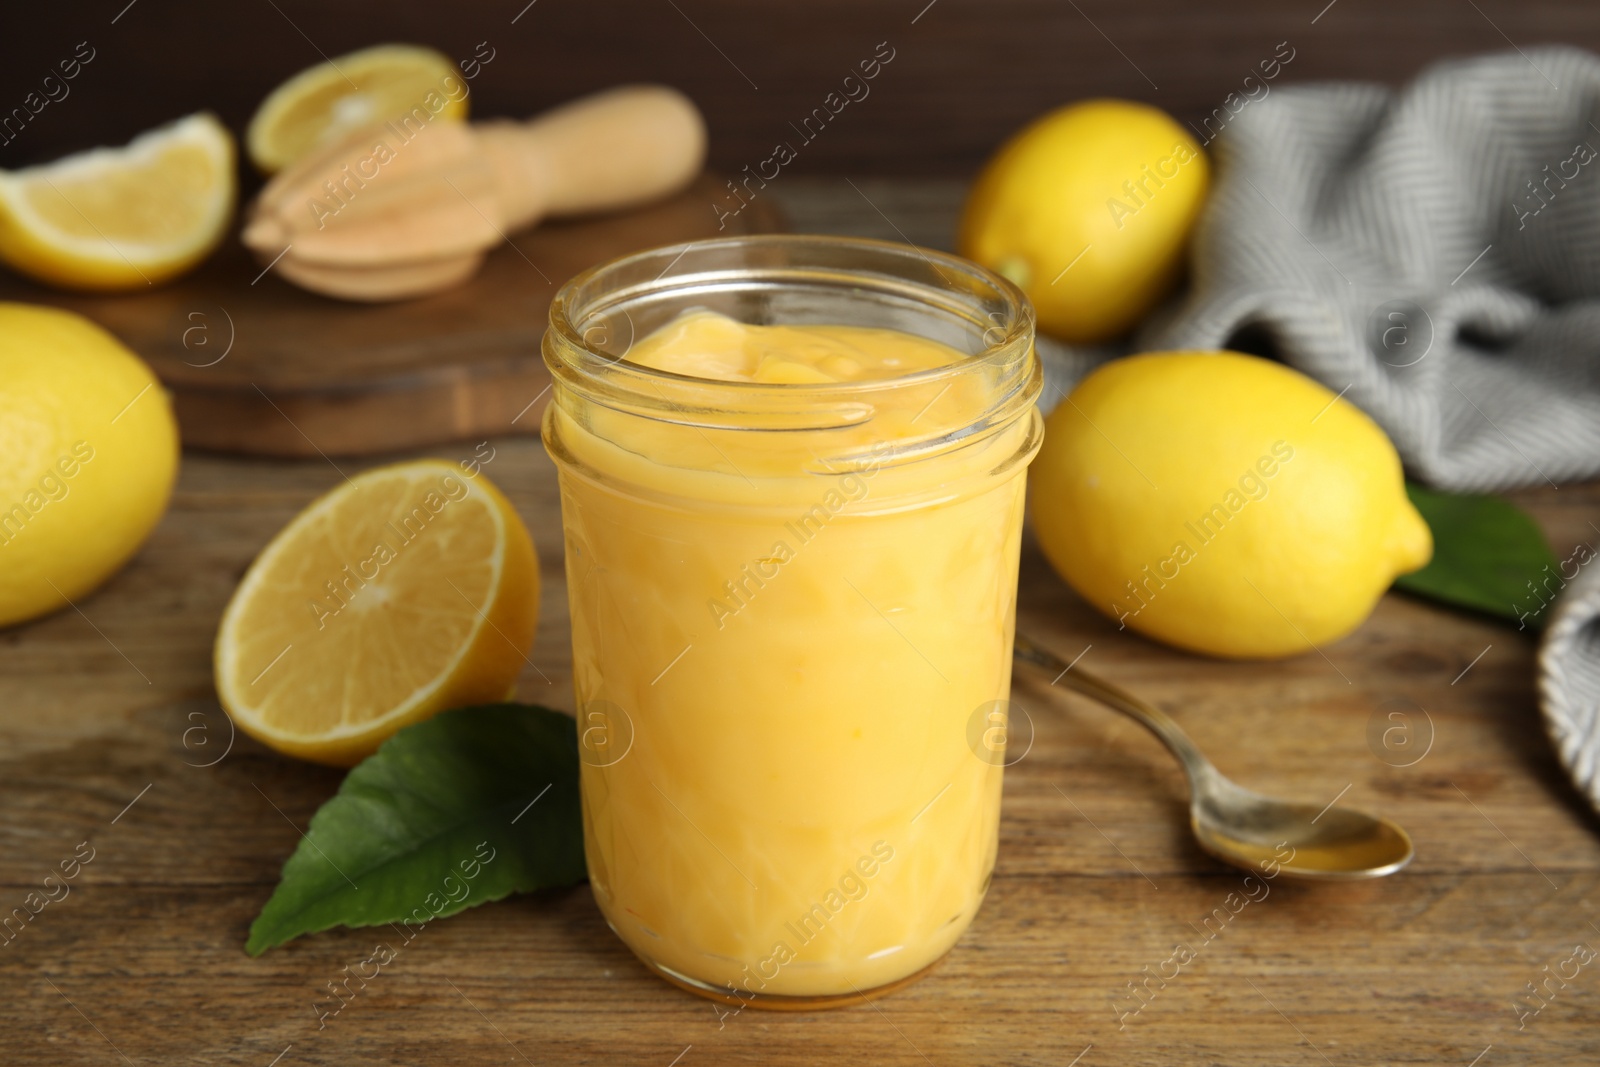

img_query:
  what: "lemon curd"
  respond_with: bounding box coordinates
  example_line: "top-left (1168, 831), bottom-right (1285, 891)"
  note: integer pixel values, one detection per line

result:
top-left (542, 237), bottom-right (1041, 1005)
top-left (622, 309), bottom-right (967, 384)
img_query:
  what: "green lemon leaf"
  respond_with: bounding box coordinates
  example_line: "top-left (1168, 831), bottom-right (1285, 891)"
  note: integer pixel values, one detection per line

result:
top-left (1393, 483), bottom-right (1559, 627)
top-left (246, 704), bottom-right (585, 956)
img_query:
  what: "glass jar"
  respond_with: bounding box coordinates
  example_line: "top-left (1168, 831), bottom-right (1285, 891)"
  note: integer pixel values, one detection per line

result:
top-left (542, 235), bottom-right (1041, 1007)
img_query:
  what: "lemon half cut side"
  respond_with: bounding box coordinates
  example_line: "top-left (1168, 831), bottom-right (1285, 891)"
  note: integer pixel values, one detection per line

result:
top-left (246, 43), bottom-right (468, 173)
top-left (214, 460), bottom-right (539, 767)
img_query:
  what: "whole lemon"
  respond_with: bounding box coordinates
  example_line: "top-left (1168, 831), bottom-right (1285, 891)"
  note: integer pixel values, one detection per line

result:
top-left (959, 100), bottom-right (1209, 344)
top-left (1030, 352), bottom-right (1432, 659)
top-left (0, 304), bottom-right (179, 627)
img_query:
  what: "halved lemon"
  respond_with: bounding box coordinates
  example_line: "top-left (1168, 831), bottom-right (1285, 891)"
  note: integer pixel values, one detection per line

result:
top-left (215, 460), bottom-right (539, 767)
top-left (247, 43), bottom-right (468, 173)
top-left (0, 112), bottom-right (234, 291)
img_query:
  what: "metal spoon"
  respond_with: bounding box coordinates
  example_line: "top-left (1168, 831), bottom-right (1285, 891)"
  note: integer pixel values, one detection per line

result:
top-left (1013, 634), bottom-right (1414, 880)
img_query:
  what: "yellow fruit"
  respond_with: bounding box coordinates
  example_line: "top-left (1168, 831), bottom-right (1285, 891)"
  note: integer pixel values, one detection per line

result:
top-left (247, 43), bottom-right (468, 173)
top-left (1030, 352), bottom-right (1432, 659)
top-left (0, 113), bottom-right (234, 291)
top-left (0, 304), bottom-right (179, 627)
top-left (959, 100), bottom-right (1208, 344)
top-left (215, 460), bottom-right (539, 767)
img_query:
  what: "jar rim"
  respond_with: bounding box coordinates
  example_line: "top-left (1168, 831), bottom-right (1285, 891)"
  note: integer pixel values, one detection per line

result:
top-left (545, 234), bottom-right (1035, 400)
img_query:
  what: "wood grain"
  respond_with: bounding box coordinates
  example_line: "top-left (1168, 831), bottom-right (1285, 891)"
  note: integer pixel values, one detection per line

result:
top-left (3, 185), bottom-right (1599, 1066)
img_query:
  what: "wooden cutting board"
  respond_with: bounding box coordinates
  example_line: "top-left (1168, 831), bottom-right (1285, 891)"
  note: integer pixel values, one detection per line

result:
top-left (0, 173), bottom-right (783, 457)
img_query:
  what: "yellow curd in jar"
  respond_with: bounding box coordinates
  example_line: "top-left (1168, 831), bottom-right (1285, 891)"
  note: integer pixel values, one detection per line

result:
top-left (545, 301), bottom-right (1039, 1002)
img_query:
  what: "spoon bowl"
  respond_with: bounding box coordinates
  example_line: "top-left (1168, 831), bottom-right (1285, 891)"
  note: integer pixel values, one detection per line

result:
top-left (1014, 634), bottom-right (1414, 881)
top-left (1191, 773), bottom-right (1413, 879)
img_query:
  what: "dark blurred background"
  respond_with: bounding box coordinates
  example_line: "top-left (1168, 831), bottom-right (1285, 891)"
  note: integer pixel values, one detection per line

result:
top-left (4, 0), bottom-right (1598, 177)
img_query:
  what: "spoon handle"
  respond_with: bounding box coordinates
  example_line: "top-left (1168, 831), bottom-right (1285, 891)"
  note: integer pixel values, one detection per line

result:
top-left (1012, 633), bottom-right (1218, 787)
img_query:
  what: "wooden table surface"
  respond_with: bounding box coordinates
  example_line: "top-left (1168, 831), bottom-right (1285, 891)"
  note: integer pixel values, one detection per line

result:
top-left (5, 182), bottom-right (1600, 1067)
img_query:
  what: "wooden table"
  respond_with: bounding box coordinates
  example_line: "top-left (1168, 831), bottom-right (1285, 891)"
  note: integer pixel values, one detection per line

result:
top-left (4, 182), bottom-right (1599, 1067)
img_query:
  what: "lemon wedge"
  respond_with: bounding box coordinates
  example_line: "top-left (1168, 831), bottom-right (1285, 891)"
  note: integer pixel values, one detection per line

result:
top-left (0, 112), bottom-right (234, 291)
top-left (246, 43), bottom-right (468, 173)
top-left (215, 460), bottom-right (539, 767)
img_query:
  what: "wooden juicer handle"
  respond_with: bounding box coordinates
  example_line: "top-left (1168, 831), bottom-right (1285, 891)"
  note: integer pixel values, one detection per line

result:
top-left (244, 84), bottom-right (708, 301)
top-left (477, 84), bottom-right (707, 230)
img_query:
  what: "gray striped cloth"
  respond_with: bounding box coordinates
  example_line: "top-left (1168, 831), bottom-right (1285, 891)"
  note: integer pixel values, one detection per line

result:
top-left (1146, 45), bottom-right (1600, 492)
top-left (1542, 564), bottom-right (1600, 815)
top-left (1036, 47), bottom-right (1600, 814)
